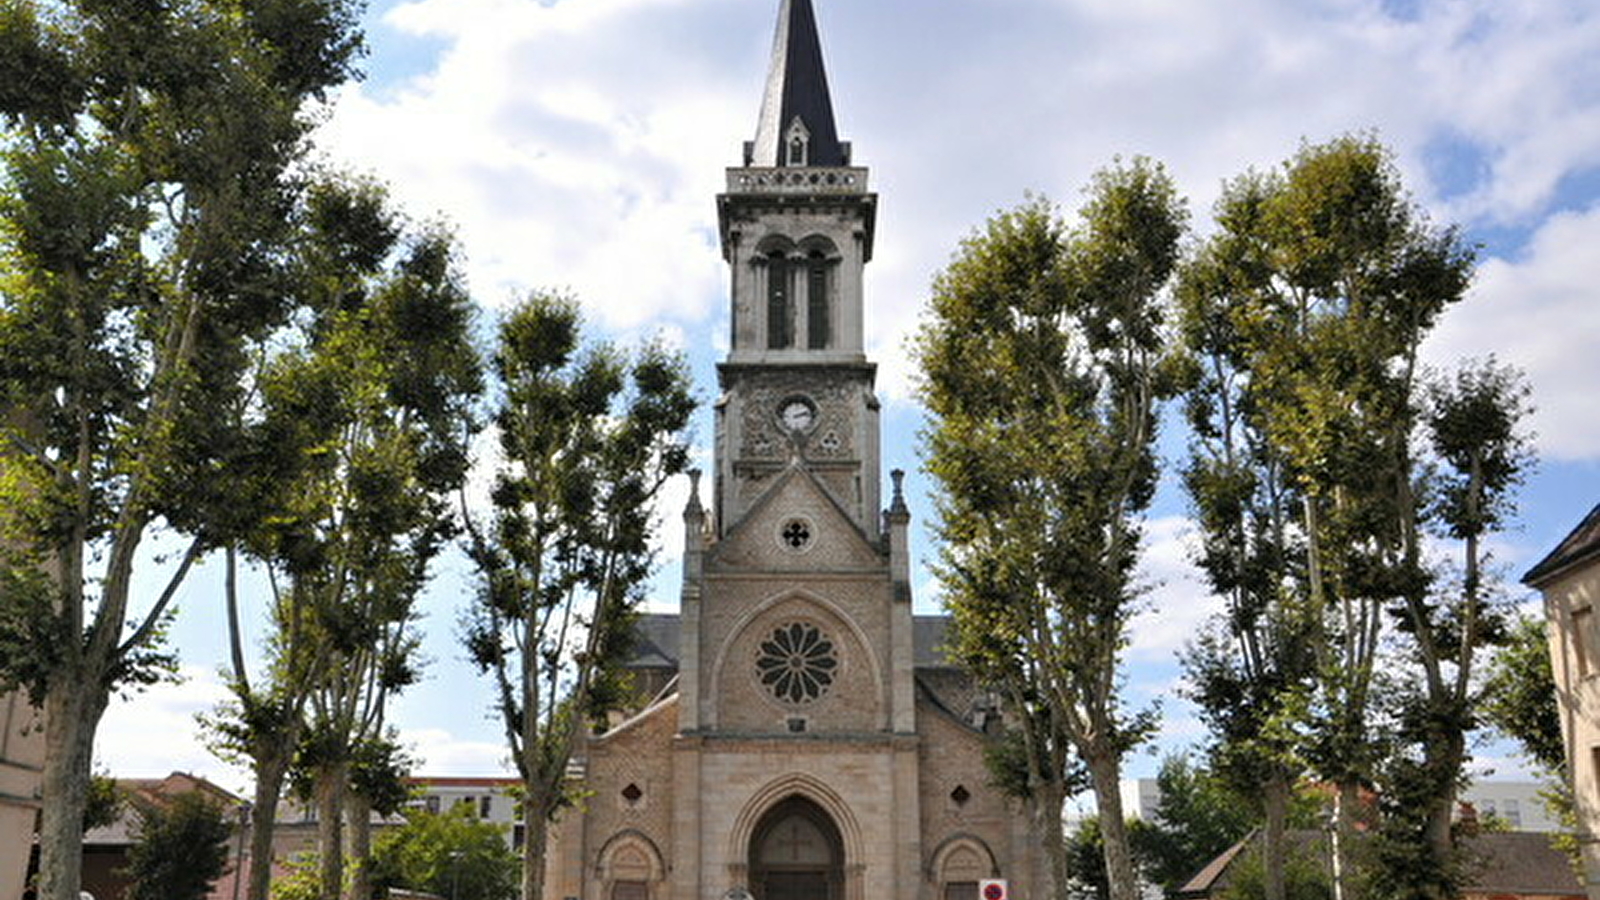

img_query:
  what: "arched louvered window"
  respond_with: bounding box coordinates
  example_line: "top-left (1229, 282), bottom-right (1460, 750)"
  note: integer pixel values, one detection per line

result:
top-left (767, 252), bottom-right (792, 349)
top-left (806, 252), bottom-right (830, 349)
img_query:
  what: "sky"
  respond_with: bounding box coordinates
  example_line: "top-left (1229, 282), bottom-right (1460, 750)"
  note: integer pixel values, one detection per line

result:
top-left (95, 0), bottom-right (1600, 796)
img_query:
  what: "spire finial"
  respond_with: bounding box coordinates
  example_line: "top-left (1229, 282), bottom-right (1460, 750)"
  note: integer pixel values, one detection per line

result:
top-left (748, 0), bottom-right (847, 168)
top-left (889, 469), bottom-right (908, 515)
top-left (684, 469), bottom-right (704, 517)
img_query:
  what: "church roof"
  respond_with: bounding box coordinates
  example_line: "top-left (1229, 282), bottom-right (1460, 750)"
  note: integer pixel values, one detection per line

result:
top-left (747, 0), bottom-right (848, 167)
top-left (1524, 502), bottom-right (1600, 588)
top-left (625, 613), bottom-right (683, 669)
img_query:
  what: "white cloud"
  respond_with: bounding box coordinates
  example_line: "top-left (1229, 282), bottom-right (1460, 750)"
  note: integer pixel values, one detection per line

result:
top-left (1129, 516), bottom-right (1221, 661)
top-left (95, 666), bottom-right (251, 795)
top-left (398, 727), bottom-right (515, 775)
top-left (311, 0), bottom-right (1600, 433)
top-left (1425, 204), bottom-right (1600, 462)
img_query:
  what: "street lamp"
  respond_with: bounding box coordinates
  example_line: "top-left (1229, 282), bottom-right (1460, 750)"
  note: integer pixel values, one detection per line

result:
top-left (449, 849), bottom-right (464, 900)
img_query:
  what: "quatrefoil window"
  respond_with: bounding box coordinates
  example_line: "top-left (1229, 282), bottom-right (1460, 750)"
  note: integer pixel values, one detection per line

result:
top-left (780, 518), bottom-right (812, 550)
top-left (756, 622), bottom-right (838, 704)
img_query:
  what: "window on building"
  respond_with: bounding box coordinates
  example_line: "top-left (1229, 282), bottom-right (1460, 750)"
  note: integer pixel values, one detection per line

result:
top-left (788, 136), bottom-right (806, 166)
top-left (944, 883), bottom-right (978, 900)
top-left (1575, 607), bottom-right (1593, 678)
top-left (1503, 798), bottom-right (1521, 828)
top-left (767, 253), bottom-right (791, 349)
top-left (806, 254), bottom-right (830, 350)
top-left (481, 795), bottom-right (492, 818)
top-left (611, 882), bottom-right (649, 900)
top-left (425, 796), bottom-right (440, 815)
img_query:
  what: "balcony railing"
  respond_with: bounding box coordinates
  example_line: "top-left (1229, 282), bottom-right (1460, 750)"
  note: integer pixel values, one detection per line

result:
top-left (726, 167), bottom-right (869, 195)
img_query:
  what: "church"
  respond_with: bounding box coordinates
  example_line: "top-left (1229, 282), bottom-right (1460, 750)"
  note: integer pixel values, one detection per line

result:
top-left (538, 3), bottom-right (1040, 900)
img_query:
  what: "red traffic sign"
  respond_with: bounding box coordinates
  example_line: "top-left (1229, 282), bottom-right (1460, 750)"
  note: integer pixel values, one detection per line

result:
top-left (980, 880), bottom-right (1008, 900)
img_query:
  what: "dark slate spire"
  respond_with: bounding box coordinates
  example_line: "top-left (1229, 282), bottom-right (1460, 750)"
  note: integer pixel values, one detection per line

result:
top-left (747, 0), bottom-right (848, 168)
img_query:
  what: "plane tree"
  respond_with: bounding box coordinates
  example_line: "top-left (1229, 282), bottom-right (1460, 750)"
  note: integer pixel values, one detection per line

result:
top-left (202, 175), bottom-right (481, 900)
top-left (0, 3), bottom-right (363, 898)
top-left (914, 159), bottom-right (1187, 900)
top-left (1174, 136), bottom-right (1527, 900)
top-left (462, 293), bottom-right (695, 900)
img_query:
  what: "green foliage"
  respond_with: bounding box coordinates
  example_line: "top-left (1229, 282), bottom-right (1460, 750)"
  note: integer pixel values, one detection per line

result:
top-left (1130, 756), bottom-right (1257, 890)
top-left (268, 854), bottom-right (322, 900)
top-left (1064, 817), bottom-right (1111, 900)
top-left (372, 805), bottom-right (519, 900)
top-left (1481, 615), bottom-right (1564, 775)
top-left (123, 792), bottom-right (233, 900)
top-left (1219, 844), bottom-right (1333, 900)
top-left (82, 774), bottom-right (121, 831)
top-left (916, 161), bottom-right (1186, 900)
top-left (462, 291), bottom-right (694, 896)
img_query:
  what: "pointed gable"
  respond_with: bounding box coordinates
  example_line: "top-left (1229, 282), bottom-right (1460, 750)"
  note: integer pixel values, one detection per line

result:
top-left (710, 463), bottom-right (883, 571)
top-left (748, 0), bottom-right (847, 167)
top-left (1524, 502), bottom-right (1600, 587)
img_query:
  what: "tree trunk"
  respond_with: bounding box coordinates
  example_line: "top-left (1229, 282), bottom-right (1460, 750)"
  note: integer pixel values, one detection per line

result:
top-left (1262, 770), bottom-right (1290, 900)
top-left (1422, 732), bottom-right (1465, 875)
top-left (1032, 778), bottom-right (1070, 900)
top-left (246, 756), bottom-right (290, 900)
top-left (521, 791), bottom-right (550, 900)
top-left (346, 792), bottom-right (372, 900)
top-left (35, 670), bottom-right (108, 900)
top-left (316, 764), bottom-right (348, 900)
top-left (1087, 747), bottom-right (1139, 900)
top-left (1331, 780), bottom-right (1363, 900)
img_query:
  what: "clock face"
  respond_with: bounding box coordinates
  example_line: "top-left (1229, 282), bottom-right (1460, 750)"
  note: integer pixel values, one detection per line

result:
top-left (778, 399), bottom-right (815, 433)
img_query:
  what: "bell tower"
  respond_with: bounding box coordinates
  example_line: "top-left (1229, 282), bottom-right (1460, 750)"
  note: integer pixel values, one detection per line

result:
top-left (714, 0), bottom-right (880, 538)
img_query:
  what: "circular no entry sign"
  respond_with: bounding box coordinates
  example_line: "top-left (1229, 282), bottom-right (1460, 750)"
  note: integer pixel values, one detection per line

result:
top-left (983, 884), bottom-right (1005, 900)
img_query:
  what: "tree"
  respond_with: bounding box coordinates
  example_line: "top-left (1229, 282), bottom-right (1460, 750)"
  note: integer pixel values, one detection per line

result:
top-left (915, 160), bottom-right (1187, 900)
top-left (462, 292), bottom-right (694, 900)
top-left (1480, 614), bottom-right (1577, 867)
top-left (123, 791), bottom-right (233, 900)
top-left (1173, 136), bottom-right (1525, 900)
top-left (1130, 756), bottom-right (1259, 892)
top-left (1369, 358), bottom-right (1531, 899)
top-left (372, 804), bottom-right (519, 900)
top-left (0, 3), bottom-right (363, 898)
top-left (1481, 614), bottom-right (1563, 775)
top-left (1176, 173), bottom-right (1321, 900)
top-left (201, 174), bottom-right (481, 900)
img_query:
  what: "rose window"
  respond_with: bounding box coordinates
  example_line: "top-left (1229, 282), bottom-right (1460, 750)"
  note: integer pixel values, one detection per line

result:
top-left (756, 622), bottom-right (838, 704)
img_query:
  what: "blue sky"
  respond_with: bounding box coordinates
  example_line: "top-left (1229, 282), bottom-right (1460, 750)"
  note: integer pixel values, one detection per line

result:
top-left (97, 0), bottom-right (1600, 792)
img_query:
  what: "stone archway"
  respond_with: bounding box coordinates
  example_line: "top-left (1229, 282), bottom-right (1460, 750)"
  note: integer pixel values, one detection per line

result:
top-left (748, 796), bottom-right (845, 900)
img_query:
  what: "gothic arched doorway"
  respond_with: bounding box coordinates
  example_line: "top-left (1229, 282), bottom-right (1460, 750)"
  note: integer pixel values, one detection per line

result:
top-left (748, 795), bottom-right (845, 900)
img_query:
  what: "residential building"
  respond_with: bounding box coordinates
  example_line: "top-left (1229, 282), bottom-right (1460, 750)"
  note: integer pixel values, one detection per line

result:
top-left (1527, 502), bottom-right (1600, 900)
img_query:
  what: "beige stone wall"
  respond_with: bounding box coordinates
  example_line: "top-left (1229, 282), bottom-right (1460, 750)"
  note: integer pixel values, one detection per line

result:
top-left (711, 594), bottom-right (881, 734)
top-left (1544, 561), bottom-right (1600, 900)
top-left (916, 696), bottom-right (1034, 900)
top-left (0, 692), bottom-right (44, 900)
top-left (673, 736), bottom-right (919, 900)
top-left (574, 697), bottom-right (679, 900)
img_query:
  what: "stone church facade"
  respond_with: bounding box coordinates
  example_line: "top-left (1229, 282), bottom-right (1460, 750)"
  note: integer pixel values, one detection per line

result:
top-left (539, 2), bottom-right (1038, 899)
